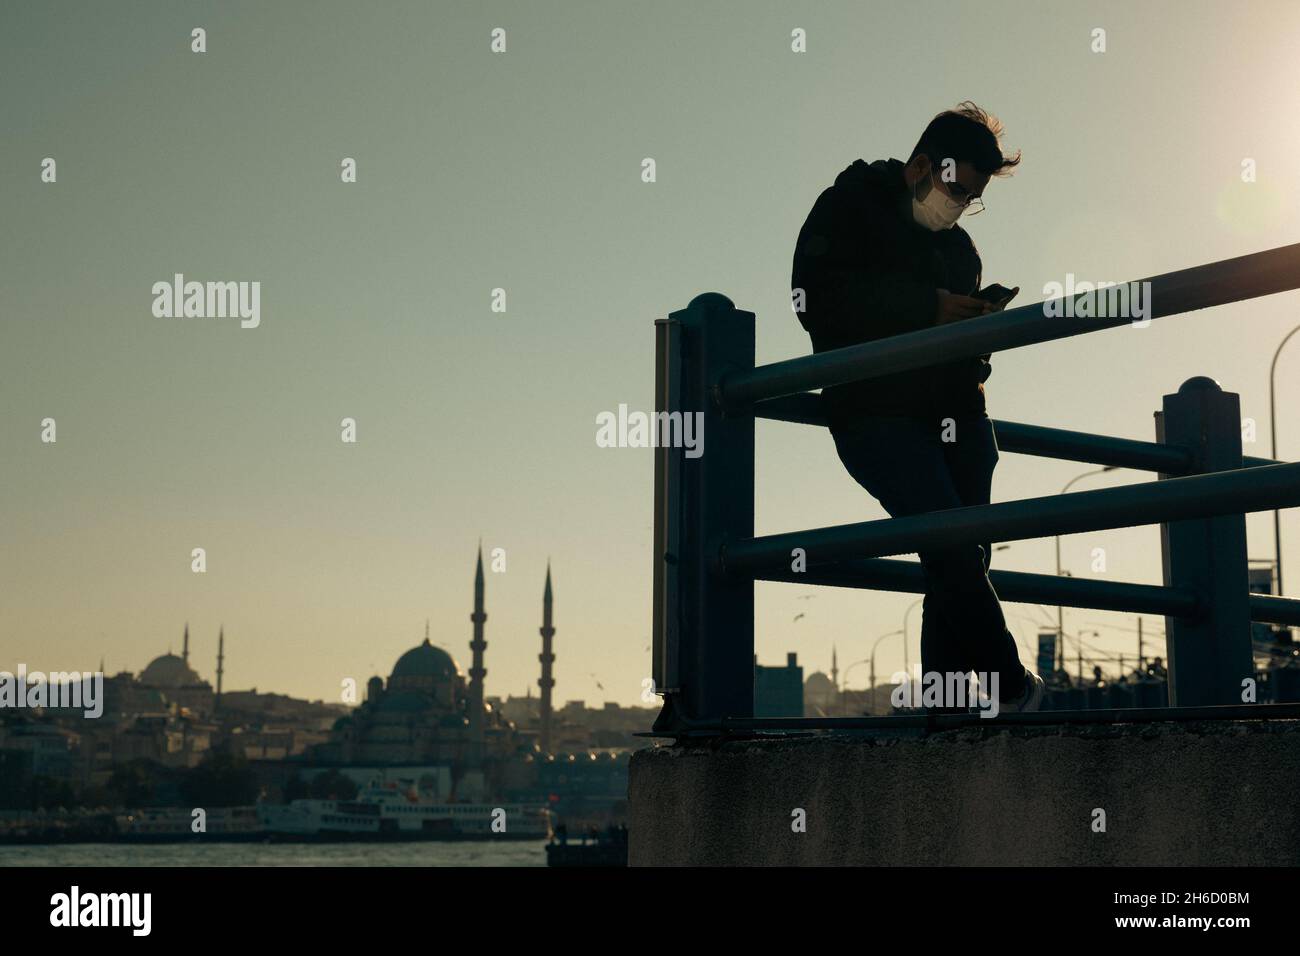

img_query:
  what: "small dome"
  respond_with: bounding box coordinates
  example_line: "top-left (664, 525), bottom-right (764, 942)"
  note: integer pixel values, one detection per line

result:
top-left (139, 653), bottom-right (202, 689)
top-left (391, 638), bottom-right (461, 680)
top-left (804, 671), bottom-right (835, 693)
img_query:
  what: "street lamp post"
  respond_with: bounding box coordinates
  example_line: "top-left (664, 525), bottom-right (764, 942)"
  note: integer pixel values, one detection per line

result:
top-left (839, 658), bottom-right (869, 717)
top-left (900, 598), bottom-right (922, 678)
top-left (1055, 466), bottom-right (1119, 671)
top-left (1269, 323), bottom-right (1300, 597)
top-left (866, 629), bottom-right (904, 716)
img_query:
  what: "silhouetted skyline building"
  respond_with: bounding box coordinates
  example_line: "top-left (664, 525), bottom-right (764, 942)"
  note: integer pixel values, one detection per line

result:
top-left (755, 652), bottom-right (803, 718)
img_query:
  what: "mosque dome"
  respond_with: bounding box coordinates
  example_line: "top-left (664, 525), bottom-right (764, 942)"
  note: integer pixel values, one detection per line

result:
top-left (139, 653), bottom-right (202, 689)
top-left (391, 638), bottom-right (461, 680)
top-left (805, 671), bottom-right (836, 694)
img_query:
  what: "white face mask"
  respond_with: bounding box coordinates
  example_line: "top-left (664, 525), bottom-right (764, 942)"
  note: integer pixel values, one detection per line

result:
top-left (911, 171), bottom-right (963, 231)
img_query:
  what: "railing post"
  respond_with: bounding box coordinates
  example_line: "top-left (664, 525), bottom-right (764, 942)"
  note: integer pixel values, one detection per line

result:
top-left (652, 294), bottom-right (754, 733)
top-left (1155, 376), bottom-right (1253, 706)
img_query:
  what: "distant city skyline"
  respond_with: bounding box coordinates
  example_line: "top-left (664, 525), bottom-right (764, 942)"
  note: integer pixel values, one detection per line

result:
top-left (4, 1), bottom-right (1300, 708)
top-left (99, 551), bottom-right (573, 708)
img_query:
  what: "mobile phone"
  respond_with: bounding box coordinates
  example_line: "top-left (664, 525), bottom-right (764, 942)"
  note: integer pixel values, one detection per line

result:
top-left (975, 284), bottom-right (1018, 308)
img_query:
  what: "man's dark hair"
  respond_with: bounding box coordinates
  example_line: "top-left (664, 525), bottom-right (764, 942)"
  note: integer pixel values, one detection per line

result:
top-left (909, 101), bottom-right (1021, 177)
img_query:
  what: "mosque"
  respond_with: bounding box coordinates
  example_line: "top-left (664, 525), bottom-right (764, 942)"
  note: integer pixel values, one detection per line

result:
top-left (118, 547), bottom-right (560, 795)
top-left (315, 546), bottom-right (559, 778)
top-left (109, 624), bottom-right (223, 720)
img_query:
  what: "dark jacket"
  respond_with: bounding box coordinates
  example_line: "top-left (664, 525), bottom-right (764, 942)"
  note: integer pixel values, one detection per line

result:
top-left (791, 157), bottom-right (992, 429)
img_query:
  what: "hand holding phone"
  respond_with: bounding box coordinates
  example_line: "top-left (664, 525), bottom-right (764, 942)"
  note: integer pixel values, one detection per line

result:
top-left (974, 284), bottom-right (1020, 311)
top-left (935, 289), bottom-right (989, 325)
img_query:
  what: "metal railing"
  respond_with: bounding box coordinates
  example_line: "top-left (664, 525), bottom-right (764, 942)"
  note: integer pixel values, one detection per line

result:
top-left (650, 243), bottom-right (1300, 736)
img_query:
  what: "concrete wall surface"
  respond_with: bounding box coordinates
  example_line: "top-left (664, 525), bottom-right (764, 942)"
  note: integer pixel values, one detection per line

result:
top-left (628, 720), bottom-right (1300, 865)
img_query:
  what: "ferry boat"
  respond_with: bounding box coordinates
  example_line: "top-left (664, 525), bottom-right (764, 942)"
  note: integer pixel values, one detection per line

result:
top-left (259, 780), bottom-right (552, 841)
top-left (117, 806), bottom-right (264, 842)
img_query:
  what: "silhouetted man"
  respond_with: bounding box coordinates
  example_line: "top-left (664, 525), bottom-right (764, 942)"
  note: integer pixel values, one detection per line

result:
top-left (792, 102), bottom-right (1044, 714)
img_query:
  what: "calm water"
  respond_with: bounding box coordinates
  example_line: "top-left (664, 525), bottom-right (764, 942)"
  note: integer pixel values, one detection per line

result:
top-left (0, 841), bottom-right (548, 867)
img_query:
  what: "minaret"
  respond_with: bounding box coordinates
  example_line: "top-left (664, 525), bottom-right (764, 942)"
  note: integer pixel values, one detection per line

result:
top-left (831, 644), bottom-right (839, 717)
top-left (468, 544), bottom-right (488, 761)
top-left (538, 562), bottom-right (556, 754)
top-left (182, 622), bottom-right (190, 665)
top-left (216, 626), bottom-right (225, 701)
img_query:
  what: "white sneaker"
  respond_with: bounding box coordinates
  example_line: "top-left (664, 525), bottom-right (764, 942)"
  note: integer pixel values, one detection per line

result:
top-left (1001, 668), bottom-right (1045, 714)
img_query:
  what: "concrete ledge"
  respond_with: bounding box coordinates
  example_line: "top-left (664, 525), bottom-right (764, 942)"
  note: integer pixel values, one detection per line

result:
top-left (628, 719), bottom-right (1300, 865)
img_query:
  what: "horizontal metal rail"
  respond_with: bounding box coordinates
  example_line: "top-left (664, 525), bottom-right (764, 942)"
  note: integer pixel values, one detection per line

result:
top-left (751, 392), bottom-right (826, 425)
top-left (994, 420), bottom-right (1279, 472)
top-left (996, 420), bottom-right (1190, 472)
top-left (722, 460), bottom-right (1300, 574)
top-left (724, 242), bottom-right (1300, 408)
top-left (755, 556), bottom-right (1200, 616)
top-left (1249, 594), bottom-right (1300, 627)
top-left (752, 397), bottom-right (1278, 473)
top-left (752, 555), bottom-right (1300, 624)
top-left (639, 701), bottom-right (1300, 737)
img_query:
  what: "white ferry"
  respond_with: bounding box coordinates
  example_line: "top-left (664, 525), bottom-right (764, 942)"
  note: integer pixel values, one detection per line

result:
top-left (117, 806), bottom-right (263, 842)
top-left (259, 780), bottom-right (552, 841)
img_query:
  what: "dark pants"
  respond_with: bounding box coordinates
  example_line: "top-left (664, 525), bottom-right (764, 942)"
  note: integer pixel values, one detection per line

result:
top-left (831, 413), bottom-right (1027, 706)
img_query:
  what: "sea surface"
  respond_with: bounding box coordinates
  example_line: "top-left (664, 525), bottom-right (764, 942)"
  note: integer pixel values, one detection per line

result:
top-left (0, 840), bottom-right (548, 867)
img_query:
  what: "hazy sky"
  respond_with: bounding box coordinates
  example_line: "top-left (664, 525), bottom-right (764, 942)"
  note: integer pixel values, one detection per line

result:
top-left (4, 0), bottom-right (1299, 709)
